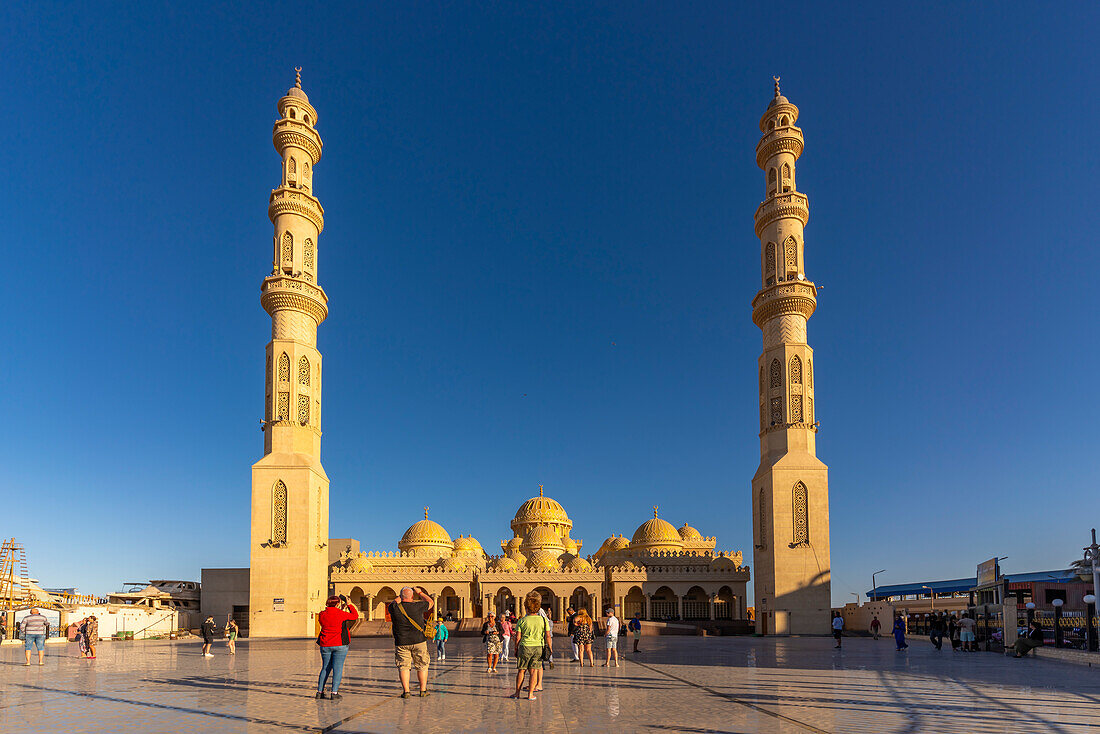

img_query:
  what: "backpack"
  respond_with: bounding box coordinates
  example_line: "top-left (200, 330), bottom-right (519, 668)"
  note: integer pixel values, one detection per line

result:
top-left (396, 602), bottom-right (437, 641)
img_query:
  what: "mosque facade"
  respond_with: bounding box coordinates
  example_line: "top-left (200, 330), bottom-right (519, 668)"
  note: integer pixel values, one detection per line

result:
top-left (246, 74), bottom-right (829, 636)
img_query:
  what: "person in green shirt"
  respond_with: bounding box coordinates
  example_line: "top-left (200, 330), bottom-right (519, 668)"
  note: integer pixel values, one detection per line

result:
top-left (511, 592), bottom-right (550, 700)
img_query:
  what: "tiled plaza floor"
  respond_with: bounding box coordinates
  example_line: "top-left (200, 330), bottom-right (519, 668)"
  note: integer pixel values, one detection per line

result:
top-left (2, 635), bottom-right (1097, 733)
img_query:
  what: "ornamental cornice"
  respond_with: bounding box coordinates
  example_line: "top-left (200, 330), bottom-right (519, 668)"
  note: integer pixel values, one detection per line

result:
top-left (262, 419), bottom-right (323, 437)
top-left (272, 121), bottom-right (322, 163)
top-left (755, 131), bottom-right (804, 168)
top-left (759, 101), bottom-right (799, 131)
top-left (754, 192), bottom-right (809, 236)
top-left (260, 280), bottom-right (329, 324)
top-left (761, 420), bottom-right (819, 436)
top-left (278, 96), bottom-right (318, 126)
top-left (269, 188), bottom-right (325, 232)
top-left (751, 282), bottom-right (817, 328)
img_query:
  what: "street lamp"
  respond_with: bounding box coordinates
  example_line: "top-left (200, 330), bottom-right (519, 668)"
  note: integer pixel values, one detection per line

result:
top-left (1052, 598), bottom-right (1065, 648)
top-left (872, 570), bottom-right (886, 602)
top-left (922, 585), bottom-right (935, 612)
top-left (1083, 594), bottom-right (1098, 652)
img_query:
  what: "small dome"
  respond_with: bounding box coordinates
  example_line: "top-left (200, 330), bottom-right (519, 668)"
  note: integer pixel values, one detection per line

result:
top-left (525, 549), bottom-right (561, 571)
top-left (490, 556), bottom-right (519, 572)
top-left (617, 560), bottom-right (639, 571)
top-left (348, 555), bottom-right (373, 573)
top-left (711, 556), bottom-right (738, 570)
top-left (398, 512), bottom-right (453, 557)
top-left (502, 536), bottom-right (523, 552)
top-left (287, 86), bottom-right (309, 101)
top-left (522, 525), bottom-right (565, 553)
top-left (560, 554), bottom-right (593, 572)
top-left (563, 537), bottom-right (579, 555)
top-left (631, 510), bottom-right (684, 550)
top-left (453, 535), bottom-right (484, 556)
top-left (678, 524), bottom-right (703, 541)
top-left (437, 555), bottom-right (466, 572)
top-left (511, 487), bottom-right (572, 535)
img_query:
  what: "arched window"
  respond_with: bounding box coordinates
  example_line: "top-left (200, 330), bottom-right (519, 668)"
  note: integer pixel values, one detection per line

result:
top-left (781, 163), bottom-right (791, 193)
top-left (769, 359), bottom-right (781, 389)
top-left (281, 232), bottom-right (292, 263)
top-left (297, 395), bottom-right (310, 425)
top-left (272, 481), bottom-right (288, 544)
top-left (288, 157), bottom-right (296, 175)
top-left (789, 356), bottom-right (802, 385)
top-left (289, 108), bottom-right (296, 119)
top-left (304, 114), bottom-right (310, 125)
top-left (765, 243), bottom-right (777, 285)
top-left (784, 236), bottom-right (797, 276)
top-left (304, 238), bottom-right (315, 271)
top-left (278, 353), bottom-right (290, 382)
top-left (792, 482), bottom-right (809, 546)
top-left (767, 168), bottom-right (777, 196)
top-left (298, 356), bottom-right (310, 386)
top-left (779, 115), bottom-right (788, 126)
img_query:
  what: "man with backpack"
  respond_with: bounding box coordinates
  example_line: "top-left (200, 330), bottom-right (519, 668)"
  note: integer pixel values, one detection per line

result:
top-left (389, 586), bottom-right (435, 698)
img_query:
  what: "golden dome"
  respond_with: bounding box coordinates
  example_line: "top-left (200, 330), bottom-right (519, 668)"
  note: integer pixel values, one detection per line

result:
top-left (522, 525), bottom-right (565, 553)
top-left (490, 556), bottom-right (519, 572)
top-left (511, 485), bottom-right (572, 535)
top-left (348, 555), bottom-right (373, 573)
top-left (606, 535), bottom-right (630, 551)
top-left (437, 555), bottom-right (466, 572)
top-left (398, 508), bottom-right (453, 556)
top-left (507, 549), bottom-right (527, 566)
top-left (630, 508), bottom-right (684, 550)
top-left (678, 523), bottom-right (703, 541)
top-left (453, 535), bottom-right (484, 556)
top-left (563, 537), bottom-right (579, 555)
top-left (711, 556), bottom-right (738, 570)
top-left (525, 549), bottom-right (561, 571)
top-left (560, 554), bottom-right (593, 572)
top-left (502, 536), bottom-right (524, 553)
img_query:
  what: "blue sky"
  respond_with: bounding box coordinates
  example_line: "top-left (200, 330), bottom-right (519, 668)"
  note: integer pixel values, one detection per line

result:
top-left (4, 2), bottom-right (1098, 603)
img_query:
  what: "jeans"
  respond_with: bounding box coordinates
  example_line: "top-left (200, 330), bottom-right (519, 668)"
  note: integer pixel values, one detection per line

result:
top-left (930, 630), bottom-right (942, 649)
top-left (501, 636), bottom-right (510, 660)
top-left (436, 640), bottom-right (446, 658)
top-left (318, 645), bottom-right (349, 693)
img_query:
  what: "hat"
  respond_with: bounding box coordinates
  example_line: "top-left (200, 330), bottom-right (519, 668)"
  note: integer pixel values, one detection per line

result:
top-left (326, 596), bottom-right (340, 607)
top-left (487, 611), bottom-right (496, 616)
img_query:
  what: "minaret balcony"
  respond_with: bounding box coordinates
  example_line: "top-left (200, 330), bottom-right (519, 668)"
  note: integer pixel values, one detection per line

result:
top-left (754, 192), bottom-right (808, 237)
top-left (268, 187), bottom-right (325, 232)
top-left (272, 119), bottom-right (322, 163)
top-left (261, 275), bottom-right (329, 325)
top-left (751, 280), bottom-right (817, 328)
top-left (755, 127), bottom-right (803, 168)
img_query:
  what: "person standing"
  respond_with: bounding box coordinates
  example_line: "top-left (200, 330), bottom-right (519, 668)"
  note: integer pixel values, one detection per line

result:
top-left (869, 615), bottom-right (881, 640)
top-left (85, 615), bottom-right (98, 659)
top-left (201, 616), bottom-right (216, 657)
top-left (389, 586), bottom-right (434, 698)
top-left (958, 613), bottom-right (977, 652)
top-left (316, 596), bottom-right (359, 699)
top-left (831, 611), bottom-right (844, 648)
top-left (948, 615), bottom-right (961, 651)
top-left (573, 609), bottom-right (596, 666)
top-left (76, 617), bottom-right (89, 657)
top-left (892, 614), bottom-right (908, 651)
top-left (434, 619), bottom-right (449, 661)
top-left (628, 612), bottom-right (642, 653)
top-left (566, 606), bottom-right (579, 662)
top-left (537, 606), bottom-right (554, 666)
top-left (482, 611), bottom-right (504, 673)
top-left (225, 617), bottom-right (239, 655)
top-left (20, 607), bottom-right (49, 666)
top-left (929, 612), bottom-right (943, 650)
top-left (1, 617), bottom-right (7, 643)
top-left (499, 613), bottom-right (512, 663)
top-left (602, 608), bottom-right (620, 667)
top-left (512, 593), bottom-right (546, 700)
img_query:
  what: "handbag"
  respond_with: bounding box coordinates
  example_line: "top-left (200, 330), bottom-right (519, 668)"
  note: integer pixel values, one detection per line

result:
top-left (396, 602), bottom-right (437, 641)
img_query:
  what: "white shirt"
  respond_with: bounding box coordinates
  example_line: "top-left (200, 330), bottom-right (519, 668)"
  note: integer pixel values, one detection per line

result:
top-left (832, 616), bottom-right (844, 631)
top-left (606, 615), bottom-right (620, 636)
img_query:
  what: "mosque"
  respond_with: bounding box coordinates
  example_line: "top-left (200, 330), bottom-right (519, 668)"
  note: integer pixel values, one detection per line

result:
top-left (245, 72), bottom-right (830, 637)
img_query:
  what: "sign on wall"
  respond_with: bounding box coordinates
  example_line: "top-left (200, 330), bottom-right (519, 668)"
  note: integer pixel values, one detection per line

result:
top-left (976, 558), bottom-right (999, 587)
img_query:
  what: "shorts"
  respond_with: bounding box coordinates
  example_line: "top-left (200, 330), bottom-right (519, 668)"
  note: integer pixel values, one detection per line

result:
top-left (960, 630), bottom-right (975, 643)
top-left (833, 630), bottom-right (842, 639)
top-left (516, 644), bottom-right (543, 670)
top-left (632, 630), bottom-right (641, 639)
top-left (24, 634), bottom-right (46, 651)
top-left (394, 642), bottom-right (431, 670)
top-left (606, 634), bottom-right (618, 647)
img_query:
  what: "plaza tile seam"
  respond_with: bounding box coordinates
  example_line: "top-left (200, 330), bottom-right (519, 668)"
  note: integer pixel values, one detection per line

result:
top-left (316, 661), bottom-right (464, 734)
top-left (628, 659), bottom-right (830, 734)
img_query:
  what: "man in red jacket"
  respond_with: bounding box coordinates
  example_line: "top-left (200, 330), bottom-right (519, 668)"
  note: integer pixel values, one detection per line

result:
top-left (317, 596), bottom-right (359, 699)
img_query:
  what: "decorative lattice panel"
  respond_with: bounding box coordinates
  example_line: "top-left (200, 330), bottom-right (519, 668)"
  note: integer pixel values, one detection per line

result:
top-left (297, 395), bottom-right (309, 425)
top-left (792, 482), bottom-right (809, 545)
top-left (272, 481), bottom-right (288, 544)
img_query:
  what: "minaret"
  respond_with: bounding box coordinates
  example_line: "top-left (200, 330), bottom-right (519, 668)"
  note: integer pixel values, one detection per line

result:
top-left (749, 78), bottom-right (831, 635)
top-left (249, 69), bottom-right (330, 638)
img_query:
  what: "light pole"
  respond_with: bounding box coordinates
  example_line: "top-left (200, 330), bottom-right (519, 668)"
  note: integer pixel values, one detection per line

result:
top-left (922, 585), bottom-right (935, 612)
top-left (1083, 529), bottom-right (1100, 605)
top-left (872, 570), bottom-right (886, 602)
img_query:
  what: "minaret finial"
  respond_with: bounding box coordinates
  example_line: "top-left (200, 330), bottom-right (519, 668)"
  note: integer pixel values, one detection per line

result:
top-left (538, 484), bottom-right (544, 497)
top-left (773, 76), bottom-right (781, 99)
top-left (653, 505), bottom-right (659, 518)
top-left (424, 506), bottom-right (429, 520)
top-left (295, 67), bottom-right (303, 89)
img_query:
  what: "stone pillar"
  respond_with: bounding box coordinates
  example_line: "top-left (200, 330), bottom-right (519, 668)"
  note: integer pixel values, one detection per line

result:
top-left (644, 594), bottom-right (651, 620)
top-left (709, 594), bottom-right (716, 621)
top-left (460, 596), bottom-right (466, 620)
top-left (365, 594), bottom-right (373, 621)
top-left (430, 594), bottom-right (437, 620)
top-left (677, 595), bottom-right (684, 621)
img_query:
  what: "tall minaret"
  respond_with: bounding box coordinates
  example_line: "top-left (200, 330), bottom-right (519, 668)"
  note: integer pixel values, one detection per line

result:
top-left (750, 78), bottom-right (831, 635)
top-left (249, 69), bottom-right (330, 638)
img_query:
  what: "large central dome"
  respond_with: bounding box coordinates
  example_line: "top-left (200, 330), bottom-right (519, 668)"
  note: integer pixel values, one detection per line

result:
top-left (510, 485), bottom-right (572, 536)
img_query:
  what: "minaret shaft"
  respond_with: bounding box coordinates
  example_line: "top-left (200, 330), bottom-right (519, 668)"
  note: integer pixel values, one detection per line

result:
top-left (749, 81), bottom-right (832, 635)
top-left (249, 72), bottom-right (331, 638)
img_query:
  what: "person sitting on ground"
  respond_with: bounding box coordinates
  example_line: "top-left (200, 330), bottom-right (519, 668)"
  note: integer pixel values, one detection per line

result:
top-left (316, 595), bottom-right (359, 699)
top-left (389, 586), bottom-right (434, 698)
top-left (1013, 620), bottom-right (1044, 658)
top-left (512, 592), bottom-right (547, 700)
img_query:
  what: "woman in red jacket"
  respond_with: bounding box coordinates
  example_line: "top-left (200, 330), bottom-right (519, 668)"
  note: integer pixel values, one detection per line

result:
top-left (317, 595), bottom-right (359, 699)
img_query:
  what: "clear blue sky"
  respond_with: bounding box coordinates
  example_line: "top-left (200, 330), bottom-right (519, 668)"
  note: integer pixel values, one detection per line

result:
top-left (5, 2), bottom-right (1099, 604)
